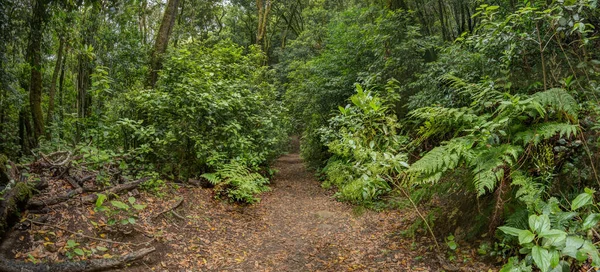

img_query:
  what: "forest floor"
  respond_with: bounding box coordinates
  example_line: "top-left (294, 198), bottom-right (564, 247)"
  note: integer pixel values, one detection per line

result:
top-left (1, 149), bottom-right (498, 271)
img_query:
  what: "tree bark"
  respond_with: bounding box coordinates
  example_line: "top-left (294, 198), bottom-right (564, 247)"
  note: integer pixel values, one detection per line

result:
top-left (46, 37), bottom-right (65, 138)
top-left (147, 0), bottom-right (180, 88)
top-left (28, 0), bottom-right (48, 144)
top-left (256, 0), bottom-right (273, 50)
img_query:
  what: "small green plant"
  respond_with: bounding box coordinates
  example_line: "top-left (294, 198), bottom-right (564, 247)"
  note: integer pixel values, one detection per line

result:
top-left (139, 171), bottom-right (166, 196)
top-left (498, 189), bottom-right (600, 272)
top-left (201, 162), bottom-right (270, 204)
top-left (94, 194), bottom-right (145, 226)
top-left (64, 239), bottom-right (86, 259)
top-left (445, 234), bottom-right (459, 262)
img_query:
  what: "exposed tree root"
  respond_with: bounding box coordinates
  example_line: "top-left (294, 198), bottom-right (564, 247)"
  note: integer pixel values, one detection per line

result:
top-left (0, 247), bottom-right (155, 272)
top-left (152, 198), bottom-right (183, 219)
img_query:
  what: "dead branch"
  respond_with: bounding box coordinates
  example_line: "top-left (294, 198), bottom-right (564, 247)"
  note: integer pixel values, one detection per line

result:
top-left (80, 177), bottom-right (150, 204)
top-left (0, 247), bottom-right (155, 272)
top-left (65, 175), bottom-right (82, 189)
top-left (27, 188), bottom-right (84, 209)
top-left (27, 177), bottom-right (149, 209)
top-left (152, 198), bottom-right (183, 219)
top-left (26, 219), bottom-right (153, 246)
top-left (41, 151), bottom-right (72, 167)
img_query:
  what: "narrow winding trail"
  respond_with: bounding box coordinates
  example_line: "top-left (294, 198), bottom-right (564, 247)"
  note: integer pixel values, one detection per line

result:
top-left (122, 150), bottom-right (493, 271)
top-left (155, 150), bottom-right (482, 272)
top-left (2, 145), bottom-right (493, 271)
top-left (194, 152), bottom-right (421, 271)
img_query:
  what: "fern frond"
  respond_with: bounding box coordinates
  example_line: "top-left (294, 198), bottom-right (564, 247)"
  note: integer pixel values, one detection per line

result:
top-left (469, 144), bottom-right (523, 196)
top-left (202, 162), bottom-right (269, 203)
top-left (511, 170), bottom-right (545, 209)
top-left (531, 88), bottom-right (579, 120)
top-left (200, 173), bottom-right (221, 185)
top-left (409, 107), bottom-right (479, 140)
top-left (514, 122), bottom-right (579, 145)
top-left (407, 137), bottom-right (474, 185)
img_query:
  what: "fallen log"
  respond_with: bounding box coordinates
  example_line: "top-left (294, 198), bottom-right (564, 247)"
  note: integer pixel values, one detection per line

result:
top-left (27, 177), bottom-right (150, 209)
top-left (0, 155), bottom-right (9, 186)
top-left (80, 177), bottom-right (150, 204)
top-left (27, 188), bottom-right (84, 209)
top-left (65, 175), bottom-right (82, 189)
top-left (0, 178), bottom-right (46, 238)
top-left (0, 247), bottom-right (155, 272)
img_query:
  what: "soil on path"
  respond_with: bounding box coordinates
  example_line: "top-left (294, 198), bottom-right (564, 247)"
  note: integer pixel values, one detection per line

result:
top-left (1, 149), bottom-right (496, 271)
top-left (133, 152), bottom-right (492, 271)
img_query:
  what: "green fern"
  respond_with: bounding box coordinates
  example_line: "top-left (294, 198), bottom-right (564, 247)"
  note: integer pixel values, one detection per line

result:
top-left (469, 144), bottom-right (523, 195)
top-left (514, 122), bottom-right (579, 145)
top-left (531, 88), bottom-right (579, 120)
top-left (201, 162), bottom-right (270, 203)
top-left (409, 107), bottom-right (479, 141)
top-left (407, 137), bottom-right (474, 184)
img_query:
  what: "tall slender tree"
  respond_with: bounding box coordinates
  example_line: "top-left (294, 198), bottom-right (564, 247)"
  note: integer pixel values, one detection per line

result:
top-left (147, 0), bottom-right (179, 88)
top-left (28, 0), bottom-right (49, 144)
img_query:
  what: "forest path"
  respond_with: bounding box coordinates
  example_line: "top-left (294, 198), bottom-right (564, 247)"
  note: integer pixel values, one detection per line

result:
top-left (120, 148), bottom-right (496, 271)
top-left (0, 143), bottom-right (492, 271)
top-left (0, 148), bottom-right (494, 272)
top-left (204, 152), bottom-right (422, 271)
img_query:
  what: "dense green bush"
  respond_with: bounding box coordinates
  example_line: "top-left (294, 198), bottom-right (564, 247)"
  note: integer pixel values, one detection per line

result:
top-left (110, 40), bottom-right (290, 177)
top-left (320, 85), bottom-right (408, 205)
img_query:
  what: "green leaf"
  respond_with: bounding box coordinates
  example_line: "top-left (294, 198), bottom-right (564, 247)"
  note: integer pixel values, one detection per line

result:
top-left (581, 240), bottom-right (600, 266)
top-left (532, 246), bottom-right (551, 272)
top-left (549, 250), bottom-right (560, 268)
top-left (582, 213), bottom-right (600, 230)
top-left (498, 226), bottom-right (522, 237)
top-left (128, 197), bottom-right (136, 205)
top-left (67, 240), bottom-right (78, 248)
top-left (517, 229), bottom-right (535, 245)
top-left (96, 246), bottom-right (108, 252)
top-left (447, 240), bottom-right (458, 250)
top-left (110, 200), bottom-right (129, 211)
top-left (571, 192), bottom-right (593, 211)
top-left (539, 229), bottom-right (567, 247)
top-left (95, 193), bottom-right (107, 208)
top-left (529, 214), bottom-right (550, 234)
top-left (128, 217), bottom-right (136, 224)
top-left (132, 204), bottom-right (146, 210)
top-left (74, 248), bottom-right (85, 256)
top-left (562, 236), bottom-right (584, 258)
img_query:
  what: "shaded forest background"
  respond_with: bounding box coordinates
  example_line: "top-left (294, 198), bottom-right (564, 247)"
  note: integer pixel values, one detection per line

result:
top-left (1, 0), bottom-right (600, 270)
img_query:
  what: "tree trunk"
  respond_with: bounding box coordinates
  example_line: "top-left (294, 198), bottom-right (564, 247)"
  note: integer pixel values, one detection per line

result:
top-left (256, 0), bottom-right (273, 50)
top-left (28, 0), bottom-right (48, 145)
top-left (46, 37), bottom-right (64, 138)
top-left (437, 0), bottom-right (448, 41)
top-left (18, 108), bottom-right (33, 157)
top-left (147, 0), bottom-right (180, 88)
top-left (173, 0), bottom-right (185, 48)
top-left (58, 45), bottom-right (67, 132)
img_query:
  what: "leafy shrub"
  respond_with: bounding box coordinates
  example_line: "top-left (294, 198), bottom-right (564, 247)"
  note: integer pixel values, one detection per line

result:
top-left (320, 85), bottom-right (408, 205)
top-left (201, 162), bottom-right (270, 204)
top-left (109, 39), bottom-right (289, 177)
top-left (499, 189), bottom-right (600, 272)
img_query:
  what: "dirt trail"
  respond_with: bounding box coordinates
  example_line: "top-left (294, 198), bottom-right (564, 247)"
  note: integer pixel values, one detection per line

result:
top-left (155, 152), bottom-right (477, 271)
top-left (1, 149), bottom-right (494, 271)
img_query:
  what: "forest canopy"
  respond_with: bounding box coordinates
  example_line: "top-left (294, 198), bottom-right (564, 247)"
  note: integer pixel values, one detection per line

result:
top-left (1, 0), bottom-right (600, 271)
